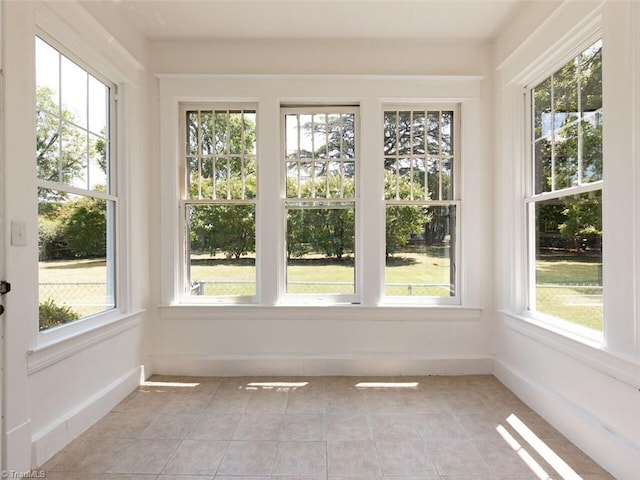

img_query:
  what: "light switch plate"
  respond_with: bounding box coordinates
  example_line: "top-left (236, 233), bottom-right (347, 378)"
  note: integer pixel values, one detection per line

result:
top-left (11, 221), bottom-right (26, 246)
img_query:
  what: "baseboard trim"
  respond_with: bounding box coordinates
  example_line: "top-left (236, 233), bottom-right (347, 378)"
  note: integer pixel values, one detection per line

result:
top-left (151, 353), bottom-right (493, 377)
top-left (6, 419), bottom-right (32, 471)
top-left (31, 366), bottom-right (141, 468)
top-left (494, 360), bottom-right (640, 480)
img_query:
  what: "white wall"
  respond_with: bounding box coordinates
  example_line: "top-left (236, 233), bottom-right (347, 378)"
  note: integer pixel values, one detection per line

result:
top-left (1, 0), bottom-right (152, 469)
top-left (493, 1), bottom-right (640, 479)
top-left (149, 36), bottom-right (496, 378)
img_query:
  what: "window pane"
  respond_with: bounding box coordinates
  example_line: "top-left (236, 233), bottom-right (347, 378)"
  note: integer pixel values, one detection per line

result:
top-left (61, 123), bottom-right (88, 187)
top-left (36, 110), bottom-right (61, 182)
top-left (89, 133), bottom-right (108, 189)
top-left (286, 202), bottom-right (355, 295)
top-left (61, 55), bottom-right (88, 128)
top-left (36, 38), bottom-right (60, 108)
top-left (533, 192), bottom-right (602, 331)
top-left (532, 40), bottom-right (602, 192)
top-left (385, 205), bottom-right (456, 297)
top-left (188, 109), bottom-right (256, 200)
top-left (582, 111), bottom-right (603, 183)
top-left (36, 38), bottom-right (110, 194)
top-left (285, 110), bottom-right (356, 199)
top-left (38, 188), bottom-right (116, 330)
top-left (187, 204), bottom-right (256, 297)
top-left (88, 75), bottom-right (108, 136)
top-left (385, 109), bottom-right (454, 202)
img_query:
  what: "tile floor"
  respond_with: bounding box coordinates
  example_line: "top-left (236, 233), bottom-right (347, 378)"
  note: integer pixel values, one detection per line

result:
top-left (40, 375), bottom-right (615, 479)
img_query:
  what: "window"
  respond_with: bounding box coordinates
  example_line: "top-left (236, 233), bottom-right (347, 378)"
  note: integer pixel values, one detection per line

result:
top-left (383, 107), bottom-right (459, 302)
top-left (526, 40), bottom-right (603, 331)
top-left (36, 36), bottom-right (117, 330)
top-left (182, 106), bottom-right (257, 302)
top-left (283, 107), bottom-right (358, 302)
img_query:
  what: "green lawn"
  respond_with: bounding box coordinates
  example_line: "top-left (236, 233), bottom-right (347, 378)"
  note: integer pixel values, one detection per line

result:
top-left (40, 250), bottom-right (603, 330)
top-left (535, 252), bottom-right (603, 331)
top-left (39, 259), bottom-right (112, 318)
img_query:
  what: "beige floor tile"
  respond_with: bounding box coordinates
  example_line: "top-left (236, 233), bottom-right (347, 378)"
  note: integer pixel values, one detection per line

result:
top-left (232, 413), bottom-right (283, 440)
top-left (272, 441), bottom-right (327, 476)
top-left (428, 439), bottom-right (493, 476)
top-left (403, 391), bottom-right (452, 413)
top-left (82, 411), bottom-right (157, 438)
top-left (243, 389), bottom-right (289, 414)
top-left (113, 390), bottom-right (175, 415)
top-left (363, 389), bottom-right (407, 413)
top-left (139, 413), bottom-right (199, 439)
top-left (38, 375), bottom-right (612, 480)
top-left (217, 440), bottom-right (278, 475)
top-left (160, 392), bottom-right (215, 414)
top-left (107, 439), bottom-right (180, 474)
top-left (327, 440), bottom-right (382, 477)
top-left (455, 411), bottom-right (509, 440)
top-left (326, 389), bottom-right (367, 413)
top-left (413, 413), bottom-right (469, 441)
top-left (369, 413), bottom-right (421, 440)
top-left (159, 475), bottom-right (213, 480)
top-left (476, 438), bottom-right (544, 477)
top-left (214, 477), bottom-right (269, 480)
top-left (207, 390), bottom-right (251, 413)
top-left (285, 389), bottom-right (327, 414)
top-left (41, 437), bottom-right (133, 473)
top-left (375, 438), bottom-right (438, 476)
top-left (43, 472), bottom-right (156, 480)
top-left (187, 412), bottom-right (242, 440)
top-left (279, 413), bottom-right (326, 440)
top-left (542, 438), bottom-right (609, 475)
top-left (326, 413), bottom-right (371, 440)
top-left (160, 439), bottom-right (228, 475)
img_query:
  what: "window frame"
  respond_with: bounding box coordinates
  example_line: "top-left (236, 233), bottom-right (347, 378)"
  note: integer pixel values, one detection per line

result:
top-left (522, 34), bottom-right (604, 339)
top-left (280, 105), bottom-right (361, 305)
top-left (35, 31), bottom-right (123, 339)
top-left (382, 104), bottom-right (462, 306)
top-left (179, 102), bottom-right (259, 305)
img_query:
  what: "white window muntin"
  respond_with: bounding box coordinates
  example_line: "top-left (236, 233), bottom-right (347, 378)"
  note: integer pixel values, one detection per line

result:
top-left (383, 104), bottom-right (461, 305)
top-left (281, 106), bottom-right (360, 304)
top-left (179, 103), bottom-right (258, 304)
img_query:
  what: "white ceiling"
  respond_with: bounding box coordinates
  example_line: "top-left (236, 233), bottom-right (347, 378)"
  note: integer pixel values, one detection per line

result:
top-left (87, 0), bottom-right (526, 41)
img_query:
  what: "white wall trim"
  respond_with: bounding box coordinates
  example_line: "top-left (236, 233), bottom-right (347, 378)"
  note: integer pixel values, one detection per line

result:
top-left (5, 420), bottom-right (31, 472)
top-left (501, 312), bottom-right (640, 389)
top-left (494, 359), bottom-right (640, 480)
top-left (27, 312), bottom-right (143, 374)
top-left (156, 73), bottom-right (485, 82)
top-left (152, 353), bottom-right (493, 377)
top-left (30, 366), bottom-right (140, 468)
top-left (159, 304), bottom-right (483, 322)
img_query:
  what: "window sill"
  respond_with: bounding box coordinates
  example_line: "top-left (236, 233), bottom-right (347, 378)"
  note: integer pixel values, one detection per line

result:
top-left (499, 310), bottom-right (640, 389)
top-left (160, 304), bottom-right (483, 322)
top-left (28, 309), bottom-right (145, 374)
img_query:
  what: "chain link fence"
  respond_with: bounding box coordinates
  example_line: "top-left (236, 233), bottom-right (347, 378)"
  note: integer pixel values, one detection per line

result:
top-left (536, 284), bottom-right (603, 330)
top-left (39, 282), bottom-right (114, 318)
top-left (190, 280), bottom-right (452, 297)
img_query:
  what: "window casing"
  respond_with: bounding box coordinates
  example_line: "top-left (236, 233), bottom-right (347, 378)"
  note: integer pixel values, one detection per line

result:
top-left (383, 106), bottom-right (460, 304)
top-left (173, 95), bottom-right (471, 308)
top-left (181, 104), bottom-right (258, 304)
top-left (36, 35), bottom-right (118, 331)
top-left (525, 39), bottom-right (603, 332)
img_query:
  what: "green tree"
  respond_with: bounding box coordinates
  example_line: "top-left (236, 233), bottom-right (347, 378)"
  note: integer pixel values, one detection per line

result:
top-left (60, 196), bottom-right (107, 258)
top-left (189, 176), bottom-right (257, 259)
top-left (36, 87), bottom-right (88, 195)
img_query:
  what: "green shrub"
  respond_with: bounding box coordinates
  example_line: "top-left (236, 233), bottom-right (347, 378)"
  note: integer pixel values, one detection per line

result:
top-left (39, 298), bottom-right (79, 331)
